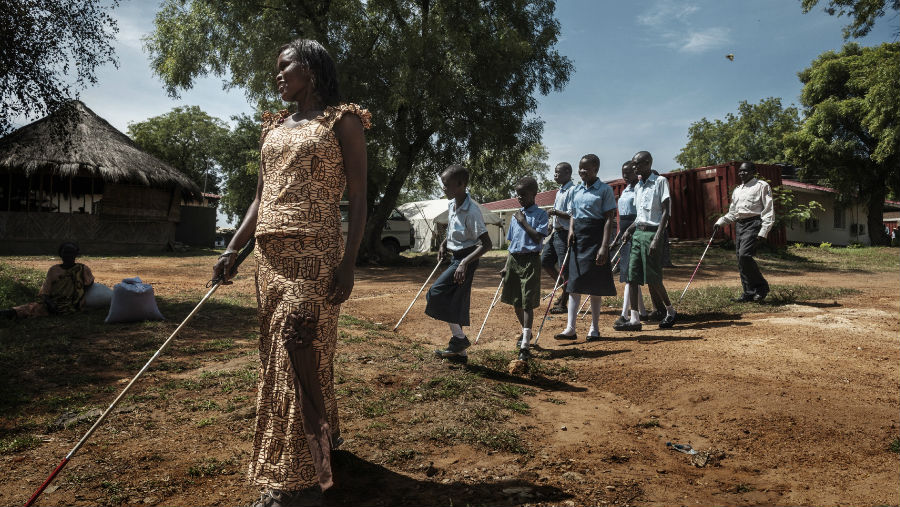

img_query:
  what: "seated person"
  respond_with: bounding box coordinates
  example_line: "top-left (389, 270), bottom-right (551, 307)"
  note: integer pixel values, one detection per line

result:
top-left (2, 242), bottom-right (94, 319)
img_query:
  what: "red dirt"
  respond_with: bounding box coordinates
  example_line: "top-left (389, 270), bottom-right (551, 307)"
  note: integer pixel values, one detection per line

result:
top-left (1, 251), bottom-right (897, 506)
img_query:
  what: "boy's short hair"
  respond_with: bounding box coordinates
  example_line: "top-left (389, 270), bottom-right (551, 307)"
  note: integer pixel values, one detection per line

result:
top-left (580, 154), bottom-right (600, 170)
top-left (515, 176), bottom-right (539, 195)
top-left (442, 164), bottom-right (469, 185)
top-left (555, 162), bottom-right (572, 174)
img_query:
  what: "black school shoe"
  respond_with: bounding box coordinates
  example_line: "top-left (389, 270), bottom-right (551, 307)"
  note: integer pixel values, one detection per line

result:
top-left (732, 294), bottom-right (754, 303)
top-left (613, 315), bottom-right (628, 327)
top-left (658, 312), bottom-right (677, 329)
top-left (753, 291), bottom-right (768, 303)
top-left (517, 347), bottom-right (531, 361)
top-left (646, 310), bottom-right (665, 321)
top-left (613, 320), bottom-right (642, 331)
top-left (549, 305), bottom-right (567, 314)
top-left (435, 336), bottom-right (470, 364)
top-left (553, 331), bottom-right (577, 340)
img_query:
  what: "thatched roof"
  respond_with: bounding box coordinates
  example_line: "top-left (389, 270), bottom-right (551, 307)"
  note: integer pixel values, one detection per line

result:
top-left (0, 100), bottom-right (201, 194)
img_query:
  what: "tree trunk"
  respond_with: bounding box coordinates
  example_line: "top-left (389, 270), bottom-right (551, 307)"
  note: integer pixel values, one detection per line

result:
top-left (865, 191), bottom-right (888, 246)
top-left (360, 147), bottom-right (418, 262)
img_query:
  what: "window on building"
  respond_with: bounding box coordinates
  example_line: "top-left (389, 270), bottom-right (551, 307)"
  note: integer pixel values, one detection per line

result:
top-left (805, 218), bottom-right (820, 232)
top-left (833, 205), bottom-right (845, 229)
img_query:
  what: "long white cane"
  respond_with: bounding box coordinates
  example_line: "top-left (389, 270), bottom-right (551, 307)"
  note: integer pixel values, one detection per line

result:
top-left (393, 258), bottom-right (443, 332)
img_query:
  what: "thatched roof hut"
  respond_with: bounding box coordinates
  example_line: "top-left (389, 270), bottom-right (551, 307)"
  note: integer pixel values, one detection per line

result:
top-left (0, 100), bottom-right (199, 193)
top-left (0, 101), bottom-right (208, 253)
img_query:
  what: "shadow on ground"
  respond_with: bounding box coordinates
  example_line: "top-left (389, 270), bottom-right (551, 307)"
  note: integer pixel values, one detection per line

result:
top-left (0, 297), bottom-right (256, 416)
top-left (285, 450), bottom-right (569, 507)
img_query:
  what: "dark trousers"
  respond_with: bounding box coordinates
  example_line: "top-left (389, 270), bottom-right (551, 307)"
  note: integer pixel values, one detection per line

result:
top-left (541, 229), bottom-right (569, 279)
top-left (735, 216), bottom-right (769, 296)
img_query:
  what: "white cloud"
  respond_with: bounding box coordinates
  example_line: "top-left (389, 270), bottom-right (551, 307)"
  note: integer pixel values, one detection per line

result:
top-left (680, 27), bottom-right (729, 53)
top-left (635, 1), bottom-right (729, 54)
top-left (637, 1), bottom-right (699, 27)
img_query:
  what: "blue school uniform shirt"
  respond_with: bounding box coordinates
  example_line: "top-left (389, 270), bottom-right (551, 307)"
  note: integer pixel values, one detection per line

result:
top-left (506, 204), bottom-right (549, 254)
top-left (552, 180), bottom-right (575, 230)
top-left (566, 179), bottom-right (617, 220)
top-left (634, 173), bottom-right (671, 227)
top-left (445, 193), bottom-right (488, 251)
top-left (618, 184), bottom-right (637, 216)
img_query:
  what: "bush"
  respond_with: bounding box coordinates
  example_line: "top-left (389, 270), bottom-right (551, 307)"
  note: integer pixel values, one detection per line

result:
top-left (819, 241), bottom-right (832, 249)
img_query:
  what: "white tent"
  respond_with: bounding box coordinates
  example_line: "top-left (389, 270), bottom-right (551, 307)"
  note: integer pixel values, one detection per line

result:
top-left (398, 198), bottom-right (502, 253)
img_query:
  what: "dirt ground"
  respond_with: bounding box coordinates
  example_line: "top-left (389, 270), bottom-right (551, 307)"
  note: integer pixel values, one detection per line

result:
top-left (1, 245), bottom-right (897, 507)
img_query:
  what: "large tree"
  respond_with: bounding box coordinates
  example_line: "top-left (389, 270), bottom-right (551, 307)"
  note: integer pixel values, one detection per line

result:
top-left (675, 97), bottom-right (800, 169)
top-left (0, 0), bottom-right (119, 135)
top-left (128, 106), bottom-right (230, 193)
top-left (218, 113), bottom-right (263, 222)
top-left (468, 143), bottom-right (550, 203)
top-left (800, 0), bottom-right (899, 39)
top-left (784, 42), bottom-right (900, 245)
top-left (144, 0), bottom-right (572, 259)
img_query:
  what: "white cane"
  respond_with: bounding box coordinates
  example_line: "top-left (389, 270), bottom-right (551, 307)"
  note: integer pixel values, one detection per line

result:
top-left (393, 257), bottom-right (443, 332)
top-left (533, 247), bottom-right (571, 345)
top-left (474, 256), bottom-right (510, 344)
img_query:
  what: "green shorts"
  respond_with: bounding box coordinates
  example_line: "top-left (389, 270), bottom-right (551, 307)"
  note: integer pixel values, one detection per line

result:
top-left (500, 252), bottom-right (541, 310)
top-left (628, 229), bottom-right (663, 285)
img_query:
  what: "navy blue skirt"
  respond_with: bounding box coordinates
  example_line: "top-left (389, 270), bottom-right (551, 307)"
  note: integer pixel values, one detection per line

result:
top-left (424, 246), bottom-right (480, 326)
top-left (568, 218), bottom-right (616, 297)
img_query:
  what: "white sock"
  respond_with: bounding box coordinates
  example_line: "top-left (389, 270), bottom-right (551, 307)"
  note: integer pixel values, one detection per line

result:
top-left (563, 294), bottom-right (580, 335)
top-left (666, 304), bottom-right (676, 317)
top-left (621, 284), bottom-right (631, 317)
top-left (449, 323), bottom-right (465, 338)
top-left (630, 310), bottom-right (640, 325)
top-left (521, 328), bottom-right (532, 348)
top-left (590, 296), bottom-right (602, 333)
top-left (637, 286), bottom-right (647, 315)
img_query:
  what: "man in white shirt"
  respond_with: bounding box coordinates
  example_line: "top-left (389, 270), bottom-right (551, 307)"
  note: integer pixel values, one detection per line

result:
top-left (715, 162), bottom-right (774, 302)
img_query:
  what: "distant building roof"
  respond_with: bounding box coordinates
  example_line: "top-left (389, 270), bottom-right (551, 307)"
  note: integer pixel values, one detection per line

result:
top-left (483, 189), bottom-right (558, 211)
top-left (782, 179), bottom-right (838, 194)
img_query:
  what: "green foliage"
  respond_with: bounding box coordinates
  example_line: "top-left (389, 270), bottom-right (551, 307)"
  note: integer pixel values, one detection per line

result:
top-left (675, 97), bottom-right (800, 169)
top-left (770, 183), bottom-right (825, 228)
top-left (784, 42), bottom-right (900, 245)
top-left (0, 0), bottom-right (119, 135)
top-left (800, 0), bottom-right (899, 39)
top-left (820, 241), bottom-right (833, 249)
top-left (218, 114), bottom-right (263, 222)
top-left (128, 106), bottom-right (230, 193)
top-left (468, 143), bottom-right (551, 203)
top-left (144, 0), bottom-right (572, 258)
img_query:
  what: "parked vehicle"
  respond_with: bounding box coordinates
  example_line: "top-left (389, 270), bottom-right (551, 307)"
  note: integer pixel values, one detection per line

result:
top-left (340, 202), bottom-right (414, 254)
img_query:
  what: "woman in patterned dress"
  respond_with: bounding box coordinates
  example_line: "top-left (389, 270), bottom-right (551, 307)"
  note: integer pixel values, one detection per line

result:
top-left (212, 39), bottom-right (369, 506)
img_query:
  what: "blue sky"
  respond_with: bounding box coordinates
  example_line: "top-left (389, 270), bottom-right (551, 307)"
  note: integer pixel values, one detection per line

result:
top-left (9, 1), bottom-right (897, 225)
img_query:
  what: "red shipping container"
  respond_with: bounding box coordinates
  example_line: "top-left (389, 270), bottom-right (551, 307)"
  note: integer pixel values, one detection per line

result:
top-left (609, 161), bottom-right (786, 247)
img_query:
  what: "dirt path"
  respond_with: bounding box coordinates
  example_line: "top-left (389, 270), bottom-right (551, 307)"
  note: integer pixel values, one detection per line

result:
top-left (2, 251), bottom-right (897, 506)
top-left (341, 255), bottom-right (898, 506)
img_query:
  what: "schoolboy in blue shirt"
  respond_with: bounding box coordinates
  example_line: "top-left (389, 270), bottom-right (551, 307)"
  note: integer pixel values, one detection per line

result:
top-left (543, 162), bottom-right (575, 314)
top-left (500, 176), bottom-right (549, 360)
top-left (617, 151), bottom-right (676, 331)
top-left (429, 164), bottom-right (493, 364)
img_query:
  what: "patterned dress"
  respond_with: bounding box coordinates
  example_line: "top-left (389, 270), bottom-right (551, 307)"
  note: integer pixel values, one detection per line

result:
top-left (249, 103), bottom-right (371, 490)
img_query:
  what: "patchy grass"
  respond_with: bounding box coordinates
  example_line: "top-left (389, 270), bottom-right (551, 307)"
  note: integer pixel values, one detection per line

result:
top-left (785, 244), bottom-right (898, 272)
top-left (0, 434), bottom-right (42, 454)
top-left (671, 284), bottom-right (858, 318)
top-left (889, 437), bottom-right (900, 454)
top-left (187, 457), bottom-right (237, 478)
top-left (0, 262), bottom-right (44, 308)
